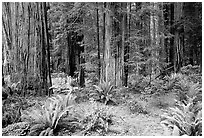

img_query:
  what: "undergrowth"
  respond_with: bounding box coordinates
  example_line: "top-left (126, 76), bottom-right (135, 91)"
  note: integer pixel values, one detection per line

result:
top-left (90, 81), bottom-right (117, 105)
top-left (21, 92), bottom-right (80, 136)
top-left (3, 65), bottom-right (201, 136)
top-left (79, 102), bottom-right (114, 136)
top-left (160, 81), bottom-right (202, 136)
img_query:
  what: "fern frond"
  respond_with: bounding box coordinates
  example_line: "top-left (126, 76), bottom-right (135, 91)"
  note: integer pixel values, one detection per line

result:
top-left (39, 129), bottom-right (47, 136)
top-left (29, 123), bottom-right (46, 136)
top-left (48, 128), bottom-right (54, 136)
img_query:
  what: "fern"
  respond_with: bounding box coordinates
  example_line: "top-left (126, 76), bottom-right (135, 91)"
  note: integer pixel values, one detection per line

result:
top-left (90, 80), bottom-right (116, 105)
top-left (160, 97), bottom-right (202, 136)
top-left (23, 92), bottom-right (77, 136)
top-left (80, 102), bottom-right (114, 135)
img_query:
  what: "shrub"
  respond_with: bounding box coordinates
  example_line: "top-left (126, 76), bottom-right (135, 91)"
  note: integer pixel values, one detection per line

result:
top-left (2, 96), bottom-right (29, 128)
top-left (128, 100), bottom-right (148, 114)
top-left (180, 65), bottom-right (201, 84)
top-left (160, 96), bottom-right (202, 136)
top-left (157, 73), bottom-right (201, 102)
top-left (22, 92), bottom-right (78, 136)
top-left (180, 65), bottom-right (200, 75)
top-left (128, 74), bottom-right (147, 92)
top-left (80, 102), bottom-right (114, 135)
top-left (2, 107), bottom-right (22, 128)
top-left (90, 81), bottom-right (117, 105)
top-left (75, 87), bottom-right (94, 103)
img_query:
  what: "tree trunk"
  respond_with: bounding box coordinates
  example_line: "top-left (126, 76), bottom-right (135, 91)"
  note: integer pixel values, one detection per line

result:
top-left (122, 2), bottom-right (128, 86)
top-left (174, 2), bottom-right (183, 72)
top-left (96, 2), bottom-right (101, 81)
top-left (160, 2), bottom-right (166, 68)
top-left (101, 2), bottom-right (106, 82)
top-left (43, 2), bottom-right (52, 95)
top-left (103, 3), bottom-right (115, 83)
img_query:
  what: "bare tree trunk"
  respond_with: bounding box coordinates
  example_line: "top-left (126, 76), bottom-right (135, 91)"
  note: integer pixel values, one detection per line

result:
top-left (96, 2), bottom-right (101, 81)
top-left (101, 2), bottom-right (106, 82)
top-left (160, 2), bottom-right (166, 68)
top-left (103, 3), bottom-right (115, 83)
top-left (122, 2), bottom-right (128, 86)
top-left (174, 2), bottom-right (183, 72)
top-left (43, 2), bottom-right (52, 95)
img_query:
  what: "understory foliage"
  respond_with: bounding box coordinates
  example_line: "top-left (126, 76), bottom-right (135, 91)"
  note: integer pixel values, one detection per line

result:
top-left (129, 65), bottom-right (201, 95)
top-left (79, 102), bottom-right (114, 135)
top-left (90, 81), bottom-right (117, 105)
top-left (2, 65), bottom-right (202, 136)
top-left (2, 96), bottom-right (30, 128)
top-left (128, 100), bottom-right (149, 115)
top-left (22, 92), bottom-right (78, 136)
top-left (160, 81), bottom-right (202, 136)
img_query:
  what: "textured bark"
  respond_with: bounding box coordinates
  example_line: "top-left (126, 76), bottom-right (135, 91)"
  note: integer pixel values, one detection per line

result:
top-left (101, 2), bottom-right (106, 82)
top-left (169, 3), bottom-right (175, 69)
top-left (96, 2), bottom-right (101, 81)
top-left (43, 2), bottom-right (52, 95)
top-left (149, 2), bottom-right (160, 75)
top-left (160, 3), bottom-right (166, 66)
top-left (174, 2), bottom-right (183, 72)
top-left (112, 3), bottom-right (122, 86)
top-left (103, 3), bottom-right (115, 83)
top-left (122, 2), bottom-right (128, 86)
top-left (2, 2), bottom-right (52, 96)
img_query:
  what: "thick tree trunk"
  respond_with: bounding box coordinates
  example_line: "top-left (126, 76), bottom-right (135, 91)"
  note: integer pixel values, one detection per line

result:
top-left (160, 3), bottom-right (166, 66)
top-left (169, 3), bottom-right (175, 69)
top-left (112, 3), bottom-right (122, 86)
top-left (174, 2), bottom-right (183, 72)
top-left (103, 3), bottom-right (115, 83)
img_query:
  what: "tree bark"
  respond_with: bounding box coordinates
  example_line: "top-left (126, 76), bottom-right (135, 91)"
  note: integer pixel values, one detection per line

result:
top-left (103, 3), bottom-right (115, 83)
top-left (122, 2), bottom-right (128, 86)
top-left (43, 2), bottom-right (53, 95)
top-left (96, 2), bottom-right (101, 81)
top-left (174, 2), bottom-right (183, 72)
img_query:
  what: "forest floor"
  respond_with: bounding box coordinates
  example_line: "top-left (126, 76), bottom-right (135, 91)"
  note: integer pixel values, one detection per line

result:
top-left (2, 92), bottom-right (173, 136)
top-left (2, 66), bottom-right (201, 136)
top-left (59, 92), bottom-right (173, 136)
top-left (73, 101), bottom-right (167, 136)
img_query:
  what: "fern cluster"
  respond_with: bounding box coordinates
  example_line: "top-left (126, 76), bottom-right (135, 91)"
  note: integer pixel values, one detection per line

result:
top-left (160, 85), bottom-right (202, 136)
top-left (80, 102), bottom-right (114, 135)
top-left (2, 96), bottom-right (29, 128)
top-left (90, 81), bottom-right (117, 105)
top-left (22, 92), bottom-right (77, 136)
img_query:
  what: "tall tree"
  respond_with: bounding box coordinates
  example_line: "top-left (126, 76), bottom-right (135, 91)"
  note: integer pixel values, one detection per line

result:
top-left (2, 2), bottom-right (52, 96)
top-left (42, 2), bottom-right (52, 95)
top-left (96, 2), bottom-right (101, 81)
top-left (122, 2), bottom-right (128, 86)
top-left (103, 3), bottom-right (116, 83)
top-left (173, 2), bottom-right (183, 72)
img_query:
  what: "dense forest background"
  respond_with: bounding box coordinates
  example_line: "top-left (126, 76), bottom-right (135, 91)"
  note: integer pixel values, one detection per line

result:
top-left (1, 2), bottom-right (202, 136)
top-left (2, 2), bottom-right (202, 95)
